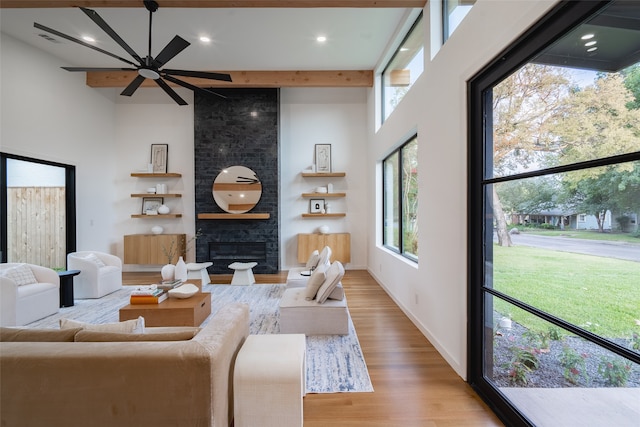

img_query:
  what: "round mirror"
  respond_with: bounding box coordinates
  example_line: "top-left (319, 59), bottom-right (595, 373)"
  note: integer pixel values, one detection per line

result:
top-left (212, 166), bottom-right (262, 214)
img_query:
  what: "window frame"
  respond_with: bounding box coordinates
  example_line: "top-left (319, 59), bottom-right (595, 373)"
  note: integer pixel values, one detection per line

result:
top-left (467, 1), bottom-right (639, 425)
top-left (382, 135), bottom-right (418, 263)
top-left (381, 13), bottom-right (424, 124)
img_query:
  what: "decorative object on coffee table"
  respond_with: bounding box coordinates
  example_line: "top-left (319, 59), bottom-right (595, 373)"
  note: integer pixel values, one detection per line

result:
top-left (174, 256), bottom-right (187, 282)
top-left (168, 283), bottom-right (199, 299)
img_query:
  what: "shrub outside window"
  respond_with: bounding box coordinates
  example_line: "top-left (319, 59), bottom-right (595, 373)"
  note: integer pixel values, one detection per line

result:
top-left (383, 136), bottom-right (418, 261)
top-left (382, 13), bottom-right (424, 123)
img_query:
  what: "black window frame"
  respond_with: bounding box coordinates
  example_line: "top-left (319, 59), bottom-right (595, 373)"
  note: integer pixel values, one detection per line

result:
top-left (467, 1), bottom-right (640, 426)
top-left (382, 134), bottom-right (418, 263)
top-left (1, 152), bottom-right (76, 265)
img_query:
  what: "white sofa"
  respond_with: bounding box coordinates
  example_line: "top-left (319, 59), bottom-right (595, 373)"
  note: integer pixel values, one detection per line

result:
top-left (67, 251), bottom-right (122, 299)
top-left (0, 263), bottom-right (59, 327)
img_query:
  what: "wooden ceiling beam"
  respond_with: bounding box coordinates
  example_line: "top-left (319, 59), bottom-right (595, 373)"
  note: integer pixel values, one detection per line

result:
top-left (86, 70), bottom-right (373, 88)
top-left (1, 0), bottom-right (426, 8)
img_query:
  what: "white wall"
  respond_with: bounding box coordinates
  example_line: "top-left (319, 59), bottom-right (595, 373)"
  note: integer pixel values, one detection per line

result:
top-left (280, 88), bottom-right (368, 270)
top-left (0, 34), bottom-right (118, 254)
top-left (366, 0), bottom-right (559, 379)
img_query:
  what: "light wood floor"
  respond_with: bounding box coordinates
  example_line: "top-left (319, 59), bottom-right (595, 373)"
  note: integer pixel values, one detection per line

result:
top-left (123, 269), bottom-right (503, 427)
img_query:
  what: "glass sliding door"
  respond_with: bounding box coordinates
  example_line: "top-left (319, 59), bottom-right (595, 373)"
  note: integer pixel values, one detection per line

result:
top-left (1, 153), bottom-right (76, 268)
top-left (469, 1), bottom-right (640, 425)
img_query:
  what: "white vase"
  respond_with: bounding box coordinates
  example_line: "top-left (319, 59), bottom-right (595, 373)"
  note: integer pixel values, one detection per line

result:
top-left (174, 256), bottom-right (187, 282)
top-left (158, 204), bottom-right (170, 214)
top-left (151, 225), bottom-right (163, 235)
top-left (161, 264), bottom-right (175, 281)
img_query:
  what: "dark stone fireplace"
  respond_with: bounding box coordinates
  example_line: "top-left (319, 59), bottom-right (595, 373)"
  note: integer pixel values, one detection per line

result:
top-left (194, 88), bottom-right (279, 274)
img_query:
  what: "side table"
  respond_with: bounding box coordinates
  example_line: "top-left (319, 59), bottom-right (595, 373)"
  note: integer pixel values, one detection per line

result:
top-left (58, 269), bottom-right (80, 307)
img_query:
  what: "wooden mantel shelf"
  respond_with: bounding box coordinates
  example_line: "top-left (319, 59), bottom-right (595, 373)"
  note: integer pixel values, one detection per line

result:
top-left (131, 172), bottom-right (182, 178)
top-left (198, 213), bottom-right (270, 220)
top-left (301, 172), bottom-right (346, 177)
top-left (301, 213), bottom-right (346, 218)
top-left (131, 214), bottom-right (182, 218)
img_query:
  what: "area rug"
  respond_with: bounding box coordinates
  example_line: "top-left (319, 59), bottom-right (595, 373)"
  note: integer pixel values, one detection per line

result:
top-left (27, 283), bottom-right (373, 394)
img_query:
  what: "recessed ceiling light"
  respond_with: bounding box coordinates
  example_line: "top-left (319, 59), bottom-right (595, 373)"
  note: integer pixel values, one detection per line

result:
top-left (316, 36), bottom-right (327, 43)
top-left (585, 41), bottom-right (597, 47)
top-left (199, 36), bottom-right (211, 43)
top-left (82, 35), bottom-right (95, 42)
top-left (587, 47), bottom-right (598, 52)
top-left (581, 33), bottom-right (595, 40)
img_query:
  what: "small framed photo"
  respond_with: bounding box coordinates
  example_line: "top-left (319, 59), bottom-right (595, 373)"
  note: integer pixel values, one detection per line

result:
top-left (310, 199), bottom-right (325, 214)
top-left (150, 144), bottom-right (168, 173)
top-left (315, 144), bottom-right (332, 173)
top-left (142, 197), bottom-right (163, 214)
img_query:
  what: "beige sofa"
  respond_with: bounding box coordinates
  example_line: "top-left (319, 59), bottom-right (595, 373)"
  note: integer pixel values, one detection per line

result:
top-left (0, 302), bottom-right (249, 427)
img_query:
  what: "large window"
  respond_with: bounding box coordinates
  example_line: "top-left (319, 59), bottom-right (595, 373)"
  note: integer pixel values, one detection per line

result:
top-left (383, 136), bottom-right (418, 261)
top-left (1, 153), bottom-right (76, 267)
top-left (381, 13), bottom-right (424, 123)
top-left (469, 1), bottom-right (640, 426)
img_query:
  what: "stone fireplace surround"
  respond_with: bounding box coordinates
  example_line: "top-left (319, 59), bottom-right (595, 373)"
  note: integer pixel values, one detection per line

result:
top-left (194, 88), bottom-right (279, 274)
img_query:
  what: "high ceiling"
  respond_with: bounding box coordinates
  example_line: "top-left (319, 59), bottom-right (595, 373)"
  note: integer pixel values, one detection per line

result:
top-left (0, 1), bottom-right (424, 88)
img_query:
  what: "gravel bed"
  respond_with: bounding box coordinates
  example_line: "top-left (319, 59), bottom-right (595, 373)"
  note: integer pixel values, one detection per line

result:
top-left (490, 314), bottom-right (640, 388)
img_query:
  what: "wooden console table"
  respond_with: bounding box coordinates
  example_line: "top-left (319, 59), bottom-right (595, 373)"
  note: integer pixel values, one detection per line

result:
top-left (124, 234), bottom-right (185, 265)
top-left (297, 233), bottom-right (351, 264)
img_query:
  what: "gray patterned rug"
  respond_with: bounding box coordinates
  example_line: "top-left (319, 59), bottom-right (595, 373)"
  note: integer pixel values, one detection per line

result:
top-left (28, 283), bottom-right (373, 394)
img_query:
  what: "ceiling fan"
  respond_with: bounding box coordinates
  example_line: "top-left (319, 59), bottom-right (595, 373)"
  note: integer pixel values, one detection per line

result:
top-left (34, 0), bottom-right (231, 105)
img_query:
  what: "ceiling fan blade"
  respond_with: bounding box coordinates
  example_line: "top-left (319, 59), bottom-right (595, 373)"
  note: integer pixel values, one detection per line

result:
top-left (79, 7), bottom-right (144, 64)
top-left (163, 69), bottom-right (232, 82)
top-left (62, 67), bottom-right (137, 72)
top-left (162, 74), bottom-right (228, 99)
top-left (34, 22), bottom-right (139, 67)
top-left (152, 36), bottom-right (190, 69)
top-left (155, 78), bottom-right (188, 106)
top-left (120, 74), bottom-right (146, 97)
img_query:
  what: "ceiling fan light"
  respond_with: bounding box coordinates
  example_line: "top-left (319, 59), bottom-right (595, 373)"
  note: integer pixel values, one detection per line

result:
top-left (138, 68), bottom-right (160, 79)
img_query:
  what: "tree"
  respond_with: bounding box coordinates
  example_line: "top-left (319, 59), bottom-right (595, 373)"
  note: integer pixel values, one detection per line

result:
top-left (491, 64), bottom-right (573, 245)
top-left (621, 64), bottom-right (640, 110)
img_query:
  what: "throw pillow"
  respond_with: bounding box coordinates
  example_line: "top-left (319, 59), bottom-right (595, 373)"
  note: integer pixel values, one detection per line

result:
top-left (305, 250), bottom-right (320, 269)
top-left (303, 263), bottom-right (328, 300)
top-left (84, 252), bottom-right (107, 268)
top-left (327, 283), bottom-right (345, 301)
top-left (1, 264), bottom-right (38, 286)
top-left (317, 246), bottom-right (332, 267)
top-left (316, 261), bottom-right (345, 303)
top-left (60, 316), bottom-right (144, 334)
top-left (0, 327), bottom-right (82, 342)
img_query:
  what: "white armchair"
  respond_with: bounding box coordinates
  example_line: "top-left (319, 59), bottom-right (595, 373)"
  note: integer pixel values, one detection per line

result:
top-left (0, 263), bottom-right (60, 326)
top-left (67, 251), bottom-right (123, 299)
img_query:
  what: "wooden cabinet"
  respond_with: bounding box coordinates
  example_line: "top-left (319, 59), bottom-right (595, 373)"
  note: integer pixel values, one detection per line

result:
top-left (130, 172), bottom-right (182, 218)
top-left (124, 234), bottom-right (185, 265)
top-left (297, 233), bottom-right (350, 264)
top-left (300, 172), bottom-right (346, 218)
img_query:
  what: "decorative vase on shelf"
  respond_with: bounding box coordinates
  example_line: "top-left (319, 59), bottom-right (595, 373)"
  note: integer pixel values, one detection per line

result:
top-left (161, 264), bottom-right (175, 281)
top-left (151, 225), bottom-right (163, 235)
top-left (319, 225), bottom-right (330, 234)
top-left (174, 256), bottom-right (187, 282)
top-left (158, 204), bottom-right (170, 214)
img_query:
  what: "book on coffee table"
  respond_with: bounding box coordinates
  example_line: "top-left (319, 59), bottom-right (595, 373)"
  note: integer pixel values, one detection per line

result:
top-left (130, 292), bottom-right (168, 304)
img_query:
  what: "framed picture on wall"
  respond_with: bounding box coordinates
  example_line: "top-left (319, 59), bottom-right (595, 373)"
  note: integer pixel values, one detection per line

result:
top-left (142, 197), bottom-right (163, 214)
top-left (310, 199), bottom-right (325, 214)
top-left (315, 144), bottom-right (331, 173)
top-left (151, 144), bottom-right (168, 173)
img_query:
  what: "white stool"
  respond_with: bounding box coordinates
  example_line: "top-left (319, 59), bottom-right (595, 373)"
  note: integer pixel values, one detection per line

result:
top-left (234, 334), bottom-right (306, 427)
top-left (186, 262), bottom-right (212, 288)
top-left (228, 262), bottom-right (257, 285)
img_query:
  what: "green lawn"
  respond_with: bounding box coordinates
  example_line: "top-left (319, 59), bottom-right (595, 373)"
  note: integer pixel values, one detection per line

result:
top-left (521, 228), bottom-right (640, 244)
top-left (491, 244), bottom-right (640, 339)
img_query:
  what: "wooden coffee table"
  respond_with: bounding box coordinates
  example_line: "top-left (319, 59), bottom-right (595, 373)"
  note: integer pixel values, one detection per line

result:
top-left (119, 292), bottom-right (211, 327)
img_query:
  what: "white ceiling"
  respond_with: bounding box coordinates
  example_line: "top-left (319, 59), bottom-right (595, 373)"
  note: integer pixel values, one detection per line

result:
top-left (0, 7), bottom-right (414, 72)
